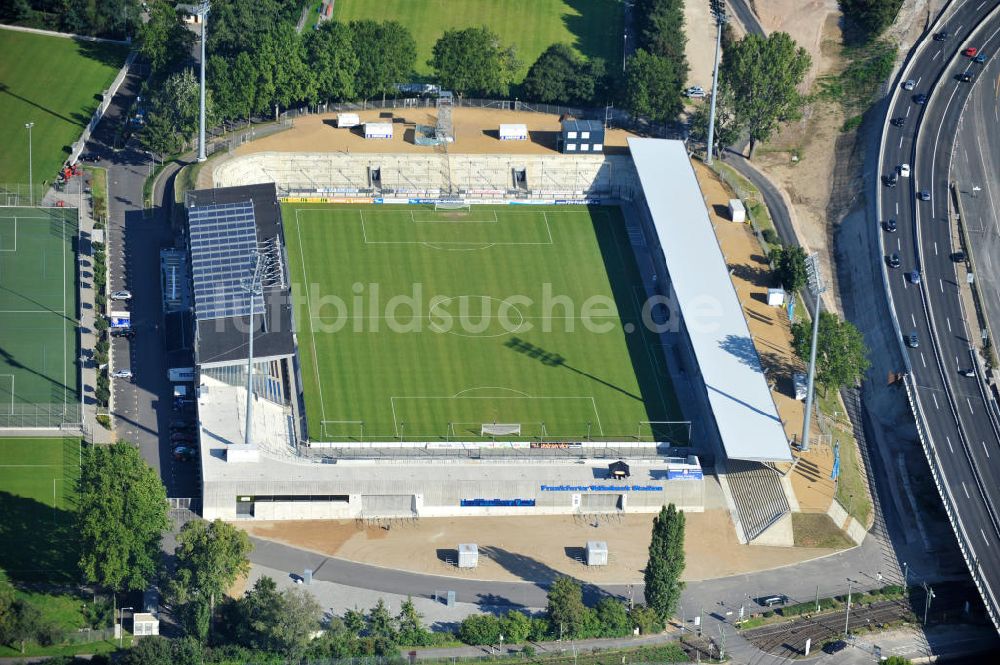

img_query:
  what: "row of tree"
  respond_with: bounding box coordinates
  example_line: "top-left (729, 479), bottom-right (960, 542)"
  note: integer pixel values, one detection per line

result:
top-left (623, 0), bottom-right (690, 122)
top-left (0, 0), bottom-right (140, 39)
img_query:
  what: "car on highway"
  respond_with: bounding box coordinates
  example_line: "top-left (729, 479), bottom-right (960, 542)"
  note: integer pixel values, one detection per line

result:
top-left (960, 368), bottom-right (976, 377)
top-left (918, 190), bottom-right (931, 201)
top-left (908, 270), bottom-right (922, 284)
top-left (964, 46), bottom-right (978, 57)
top-left (975, 52), bottom-right (987, 64)
top-left (110, 328), bottom-right (135, 339)
top-left (111, 368), bottom-right (133, 379)
top-left (883, 218), bottom-right (898, 232)
top-left (110, 290), bottom-right (132, 300)
top-left (882, 173), bottom-right (898, 188)
top-left (684, 86), bottom-right (706, 98)
top-left (906, 332), bottom-right (919, 348)
top-left (173, 446), bottom-right (195, 462)
top-left (890, 116), bottom-right (906, 127)
top-left (914, 93), bottom-right (929, 104)
top-left (958, 71), bottom-right (974, 82)
top-left (933, 30), bottom-right (948, 41)
top-left (899, 163), bottom-right (910, 177)
top-left (903, 79), bottom-right (916, 90)
top-left (951, 251), bottom-right (967, 262)
top-left (887, 253), bottom-right (901, 268)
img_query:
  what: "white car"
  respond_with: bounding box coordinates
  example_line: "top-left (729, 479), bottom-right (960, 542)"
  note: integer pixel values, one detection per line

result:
top-left (111, 368), bottom-right (133, 379)
top-left (903, 79), bottom-right (916, 90)
top-left (110, 290), bottom-right (132, 300)
top-left (899, 163), bottom-right (910, 177)
top-left (685, 86), bottom-right (706, 98)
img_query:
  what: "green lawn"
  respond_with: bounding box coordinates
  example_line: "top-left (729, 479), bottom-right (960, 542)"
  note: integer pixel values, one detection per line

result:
top-left (0, 206), bottom-right (80, 428)
top-left (332, 0), bottom-right (624, 79)
top-left (284, 204), bottom-right (682, 442)
top-left (0, 30), bottom-right (128, 195)
top-left (0, 438), bottom-right (81, 582)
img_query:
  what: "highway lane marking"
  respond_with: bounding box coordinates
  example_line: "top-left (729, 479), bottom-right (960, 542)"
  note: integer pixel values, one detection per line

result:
top-left (933, 392), bottom-right (940, 409)
top-left (964, 481), bottom-right (970, 499)
top-left (897, 238), bottom-right (902, 250)
top-left (916, 76), bottom-right (922, 86)
top-left (947, 435), bottom-right (954, 453)
top-left (899, 135), bottom-right (904, 149)
top-left (978, 2), bottom-right (987, 11)
top-left (983, 529), bottom-right (991, 546)
top-left (933, 49), bottom-right (941, 60)
top-left (947, 317), bottom-right (952, 332)
top-left (940, 278), bottom-right (945, 293)
top-left (955, 25), bottom-right (964, 34)
top-left (934, 241), bottom-right (939, 255)
top-left (970, 398), bottom-right (977, 415)
top-left (983, 440), bottom-right (990, 458)
top-left (921, 352), bottom-right (927, 368)
top-left (912, 313), bottom-right (917, 327)
top-left (906, 105), bottom-right (912, 117)
top-left (895, 201), bottom-right (899, 214)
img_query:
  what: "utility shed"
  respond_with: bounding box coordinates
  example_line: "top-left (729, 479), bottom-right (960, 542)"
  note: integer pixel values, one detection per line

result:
top-left (729, 199), bottom-right (746, 223)
top-left (364, 122), bottom-right (393, 139)
top-left (499, 123), bottom-right (528, 140)
top-left (337, 113), bottom-right (360, 128)
top-left (458, 543), bottom-right (478, 568)
top-left (132, 613), bottom-right (159, 636)
top-left (585, 541), bottom-right (608, 566)
top-left (559, 119), bottom-right (604, 153)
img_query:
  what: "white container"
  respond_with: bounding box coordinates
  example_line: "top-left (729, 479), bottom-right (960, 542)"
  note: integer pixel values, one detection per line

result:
top-left (337, 113), bottom-right (360, 128)
top-left (499, 123), bottom-right (528, 140)
top-left (364, 122), bottom-right (393, 139)
top-left (728, 199), bottom-right (746, 223)
top-left (585, 541), bottom-right (608, 566)
top-left (766, 288), bottom-right (786, 307)
top-left (458, 543), bottom-right (478, 568)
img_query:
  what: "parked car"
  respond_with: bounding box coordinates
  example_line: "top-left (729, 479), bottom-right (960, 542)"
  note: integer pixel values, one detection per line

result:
top-left (914, 93), bottom-right (929, 104)
top-left (883, 218), bottom-right (898, 233)
top-left (110, 290), bottom-right (132, 300)
top-left (79, 152), bottom-right (100, 162)
top-left (110, 328), bottom-right (134, 339)
top-left (887, 253), bottom-right (901, 268)
top-left (684, 86), bottom-right (706, 98)
top-left (951, 251), bottom-right (967, 262)
top-left (756, 594), bottom-right (788, 608)
top-left (964, 46), bottom-right (979, 57)
top-left (111, 368), bottom-right (133, 379)
top-left (823, 640), bottom-right (848, 654)
top-left (173, 446), bottom-right (195, 462)
top-left (170, 432), bottom-right (194, 442)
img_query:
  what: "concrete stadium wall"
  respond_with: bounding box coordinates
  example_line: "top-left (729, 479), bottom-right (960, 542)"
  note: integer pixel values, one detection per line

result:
top-left (212, 152), bottom-right (640, 201)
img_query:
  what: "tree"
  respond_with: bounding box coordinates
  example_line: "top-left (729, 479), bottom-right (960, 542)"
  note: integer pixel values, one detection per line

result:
top-left (644, 504), bottom-right (685, 621)
top-left (635, 0), bottom-right (689, 81)
top-left (141, 69), bottom-right (206, 155)
top-left (350, 20), bottom-right (417, 99)
top-left (594, 597), bottom-right (630, 637)
top-left (721, 32), bottom-right (811, 159)
top-left (498, 610), bottom-right (532, 643)
top-left (428, 26), bottom-right (521, 96)
top-left (395, 598), bottom-right (430, 646)
top-left (366, 598), bottom-right (396, 642)
top-left (233, 576), bottom-right (321, 658)
top-left (773, 245), bottom-right (808, 293)
top-left (137, 1), bottom-right (193, 74)
top-left (546, 577), bottom-right (588, 639)
top-left (458, 613), bottom-right (501, 645)
top-left (629, 604), bottom-right (664, 634)
top-left (522, 43), bottom-right (606, 106)
top-left (792, 311), bottom-right (871, 392)
top-left (304, 20), bottom-right (359, 103)
top-left (623, 49), bottom-right (684, 123)
top-left (77, 441), bottom-right (169, 594)
top-left (687, 84), bottom-right (743, 158)
top-left (839, 0), bottom-right (903, 43)
top-left (166, 518), bottom-right (252, 636)
top-left (882, 657), bottom-right (912, 665)
top-left (343, 607), bottom-right (366, 634)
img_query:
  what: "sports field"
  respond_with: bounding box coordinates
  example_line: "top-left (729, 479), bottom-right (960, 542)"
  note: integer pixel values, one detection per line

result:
top-left (0, 30), bottom-right (128, 192)
top-left (0, 206), bottom-right (80, 428)
top-left (284, 204), bottom-right (682, 442)
top-left (332, 0), bottom-right (624, 79)
top-left (0, 437), bottom-right (80, 582)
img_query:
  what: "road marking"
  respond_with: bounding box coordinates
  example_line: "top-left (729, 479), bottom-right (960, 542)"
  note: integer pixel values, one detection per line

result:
top-left (906, 105), bottom-right (912, 117)
top-left (968, 398), bottom-right (975, 414)
top-left (932, 392), bottom-right (940, 409)
top-left (896, 201), bottom-right (900, 214)
top-left (897, 238), bottom-right (902, 250)
top-left (934, 241), bottom-right (939, 255)
top-left (899, 135), bottom-right (904, 149)
top-left (947, 436), bottom-right (954, 453)
top-left (912, 313), bottom-right (917, 327)
top-left (978, 2), bottom-right (987, 11)
top-left (921, 352), bottom-right (927, 368)
top-left (983, 440), bottom-right (990, 458)
top-left (916, 76), bottom-right (922, 86)
top-left (955, 25), bottom-right (963, 34)
top-left (964, 481), bottom-right (971, 499)
top-left (947, 317), bottom-right (953, 332)
top-left (983, 529), bottom-right (991, 547)
top-left (940, 278), bottom-right (945, 293)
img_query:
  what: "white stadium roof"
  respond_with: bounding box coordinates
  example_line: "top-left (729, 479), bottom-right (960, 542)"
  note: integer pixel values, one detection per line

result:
top-left (628, 138), bottom-right (792, 463)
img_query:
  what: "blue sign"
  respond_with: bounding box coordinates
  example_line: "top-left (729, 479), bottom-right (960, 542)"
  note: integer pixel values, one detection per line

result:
top-left (667, 468), bottom-right (703, 481)
top-left (540, 484), bottom-right (662, 492)
top-left (461, 498), bottom-right (536, 507)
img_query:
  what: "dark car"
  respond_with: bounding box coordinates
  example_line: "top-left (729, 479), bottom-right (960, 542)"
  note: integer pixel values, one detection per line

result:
top-left (170, 419), bottom-right (191, 429)
top-left (933, 31), bottom-right (948, 41)
top-left (958, 71), bottom-right (974, 82)
top-left (756, 594), bottom-right (788, 608)
top-left (908, 270), bottom-right (922, 284)
top-left (975, 53), bottom-right (987, 64)
top-left (907, 332), bottom-right (919, 348)
top-left (79, 152), bottom-right (100, 162)
top-left (882, 173), bottom-right (898, 188)
top-left (887, 253), bottom-right (901, 268)
top-left (918, 190), bottom-right (931, 201)
top-left (170, 432), bottom-right (194, 442)
top-left (914, 93), bottom-right (929, 104)
top-left (110, 328), bottom-right (135, 339)
top-left (823, 640), bottom-right (847, 654)
top-left (883, 218), bottom-right (898, 232)
top-left (890, 116), bottom-right (905, 127)
top-left (173, 446), bottom-right (195, 462)
top-left (951, 251), bottom-right (967, 262)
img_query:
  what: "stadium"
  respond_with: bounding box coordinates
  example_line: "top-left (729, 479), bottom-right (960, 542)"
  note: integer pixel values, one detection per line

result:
top-left (190, 117), bottom-right (795, 544)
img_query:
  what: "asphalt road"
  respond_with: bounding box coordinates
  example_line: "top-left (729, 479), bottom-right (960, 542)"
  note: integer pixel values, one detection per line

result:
top-left (82, 64), bottom-right (199, 499)
top-left (876, 0), bottom-right (1000, 628)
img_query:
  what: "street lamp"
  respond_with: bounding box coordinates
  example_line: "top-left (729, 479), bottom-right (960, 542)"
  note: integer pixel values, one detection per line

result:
top-left (843, 579), bottom-right (854, 638)
top-left (24, 122), bottom-right (34, 203)
top-left (705, 0), bottom-right (727, 164)
top-left (623, 33), bottom-right (627, 73)
top-left (800, 253), bottom-right (827, 452)
top-left (923, 582), bottom-right (935, 625)
top-left (903, 561), bottom-right (909, 588)
top-left (195, 1), bottom-right (211, 162)
top-left (119, 606), bottom-right (133, 647)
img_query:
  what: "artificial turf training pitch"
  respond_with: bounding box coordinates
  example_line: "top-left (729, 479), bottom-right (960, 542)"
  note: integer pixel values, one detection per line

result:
top-left (0, 207), bottom-right (80, 428)
top-left (0, 438), bottom-right (80, 582)
top-left (284, 204), bottom-right (683, 443)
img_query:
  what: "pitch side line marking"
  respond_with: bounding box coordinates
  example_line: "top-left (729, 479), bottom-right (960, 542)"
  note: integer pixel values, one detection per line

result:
top-left (293, 209), bottom-right (329, 426)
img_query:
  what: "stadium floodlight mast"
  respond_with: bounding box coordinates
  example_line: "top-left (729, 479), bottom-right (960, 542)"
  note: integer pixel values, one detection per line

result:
top-left (24, 122), bottom-right (34, 203)
top-left (800, 253), bottom-right (826, 453)
top-left (196, 0), bottom-right (211, 162)
top-left (705, 0), bottom-right (727, 165)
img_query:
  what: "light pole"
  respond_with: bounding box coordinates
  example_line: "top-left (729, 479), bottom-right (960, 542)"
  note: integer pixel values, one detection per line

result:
top-left (705, 0), bottom-right (727, 164)
top-left (622, 33), bottom-right (627, 73)
top-left (843, 579), bottom-right (853, 638)
top-left (119, 606), bottom-right (133, 647)
top-left (923, 582), bottom-right (935, 625)
top-left (903, 561), bottom-right (909, 588)
top-left (801, 253), bottom-right (827, 452)
top-left (24, 122), bottom-right (34, 204)
top-left (196, 1), bottom-right (211, 162)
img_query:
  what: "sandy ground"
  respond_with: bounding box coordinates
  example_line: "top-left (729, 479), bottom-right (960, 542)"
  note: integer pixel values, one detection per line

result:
top-left (752, 0), bottom-right (840, 89)
top-left (683, 0), bottom-right (718, 92)
top-left (694, 162), bottom-right (837, 514)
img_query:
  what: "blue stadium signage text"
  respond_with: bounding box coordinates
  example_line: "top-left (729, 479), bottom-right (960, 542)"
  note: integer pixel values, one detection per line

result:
top-left (540, 484), bottom-right (662, 492)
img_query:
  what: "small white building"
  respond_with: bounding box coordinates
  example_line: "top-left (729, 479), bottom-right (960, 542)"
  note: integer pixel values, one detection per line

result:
top-left (728, 199), bottom-right (746, 223)
top-left (364, 122), bottom-right (393, 139)
top-left (132, 612), bottom-right (160, 637)
top-left (766, 288), bottom-right (786, 307)
top-left (458, 543), bottom-right (478, 568)
top-left (337, 113), bottom-right (360, 128)
top-left (585, 541), bottom-right (608, 566)
top-left (499, 124), bottom-right (528, 141)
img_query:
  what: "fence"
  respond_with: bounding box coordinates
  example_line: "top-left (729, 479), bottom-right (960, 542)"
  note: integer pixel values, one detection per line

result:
top-left (67, 50), bottom-right (137, 169)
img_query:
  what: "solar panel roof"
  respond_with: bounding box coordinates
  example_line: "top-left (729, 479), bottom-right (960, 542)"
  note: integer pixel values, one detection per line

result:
top-left (188, 200), bottom-right (265, 321)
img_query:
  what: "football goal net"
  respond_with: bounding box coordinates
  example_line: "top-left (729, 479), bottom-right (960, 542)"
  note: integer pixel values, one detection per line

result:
top-left (481, 423), bottom-right (521, 437)
top-left (434, 201), bottom-right (470, 212)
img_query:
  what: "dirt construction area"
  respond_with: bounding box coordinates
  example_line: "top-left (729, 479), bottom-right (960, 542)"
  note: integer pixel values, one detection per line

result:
top-left (241, 477), bottom-right (844, 584)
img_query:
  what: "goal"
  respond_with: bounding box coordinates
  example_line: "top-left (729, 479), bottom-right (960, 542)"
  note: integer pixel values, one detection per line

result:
top-left (434, 201), bottom-right (470, 212)
top-left (481, 423), bottom-right (521, 437)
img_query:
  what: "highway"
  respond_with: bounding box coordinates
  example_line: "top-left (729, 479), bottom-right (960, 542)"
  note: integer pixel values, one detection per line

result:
top-left (876, 0), bottom-right (1000, 629)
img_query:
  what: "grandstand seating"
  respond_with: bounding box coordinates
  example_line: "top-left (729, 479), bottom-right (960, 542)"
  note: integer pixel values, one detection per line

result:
top-left (723, 459), bottom-right (790, 541)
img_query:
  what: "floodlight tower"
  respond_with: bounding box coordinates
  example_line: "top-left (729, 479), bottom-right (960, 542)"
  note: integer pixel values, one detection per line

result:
top-left (196, 1), bottom-right (211, 162)
top-left (800, 253), bottom-right (826, 453)
top-left (241, 252), bottom-right (266, 445)
top-left (705, 0), bottom-right (727, 165)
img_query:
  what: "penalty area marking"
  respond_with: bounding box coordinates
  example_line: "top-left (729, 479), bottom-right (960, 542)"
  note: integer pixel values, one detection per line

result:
top-left (390, 394), bottom-right (603, 436)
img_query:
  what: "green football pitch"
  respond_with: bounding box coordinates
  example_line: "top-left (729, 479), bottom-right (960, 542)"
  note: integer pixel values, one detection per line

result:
top-left (0, 437), bottom-right (80, 582)
top-left (332, 0), bottom-right (624, 79)
top-left (0, 30), bottom-right (128, 193)
top-left (284, 204), bottom-right (683, 443)
top-left (0, 207), bottom-right (80, 428)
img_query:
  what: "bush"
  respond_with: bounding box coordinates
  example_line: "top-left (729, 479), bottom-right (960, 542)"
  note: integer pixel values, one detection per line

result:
top-left (498, 610), bottom-right (532, 644)
top-left (96, 414), bottom-right (111, 429)
top-left (94, 316), bottom-right (108, 332)
top-left (521, 645), bottom-right (535, 657)
top-left (762, 610), bottom-right (774, 618)
top-left (762, 228), bottom-right (780, 245)
top-left (458, 614), bottom-right (501, 645)
top-left (629, 604), bottom-right (664, 635)
top-left (841, 114), bottom-right (863, 132)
